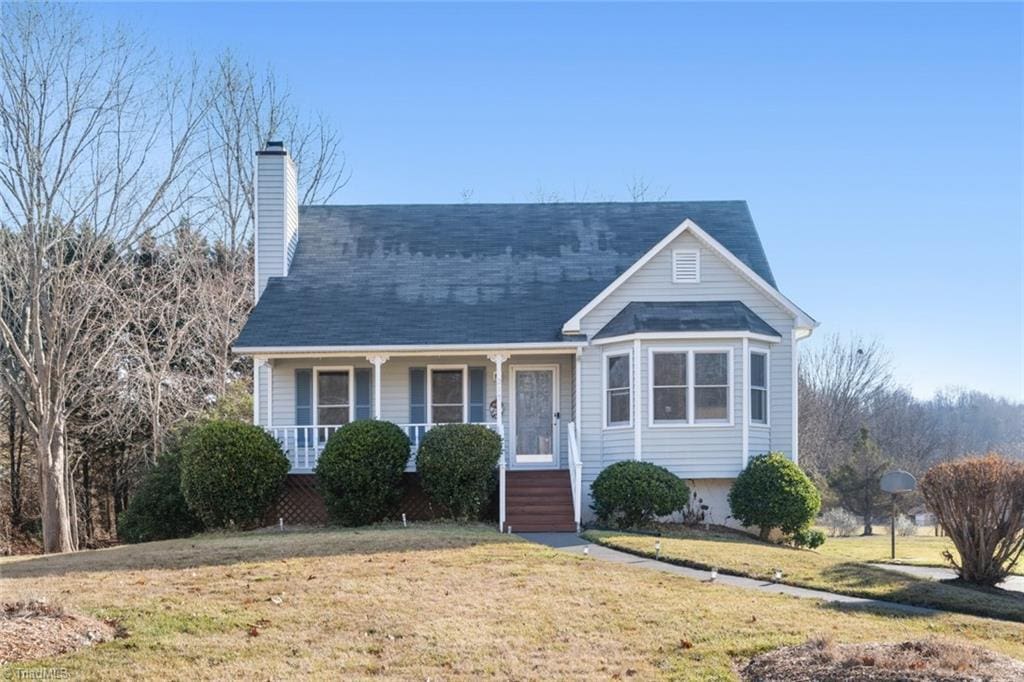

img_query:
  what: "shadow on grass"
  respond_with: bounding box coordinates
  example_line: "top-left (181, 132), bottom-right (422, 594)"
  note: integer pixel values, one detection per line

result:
top-left (1, 523), bottom-right (515, 580)
top-left (820, 561), bottom-right (1024, 623)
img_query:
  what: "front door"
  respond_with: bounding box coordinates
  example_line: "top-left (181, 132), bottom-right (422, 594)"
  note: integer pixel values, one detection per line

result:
top-left (511, 366), bottom-right (558, 467)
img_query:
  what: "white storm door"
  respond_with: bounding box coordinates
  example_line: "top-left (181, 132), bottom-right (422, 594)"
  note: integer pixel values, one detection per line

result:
top-left (511, 366), bottom-right (558, 466)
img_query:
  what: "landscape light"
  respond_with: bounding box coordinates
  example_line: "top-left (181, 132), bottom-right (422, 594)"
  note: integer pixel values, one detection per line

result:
top-left (773, 568), bottom-right (783, 582)
top-left (710, 567), bottom-right (718, 581)
top-left (655, 540), bottom-right (662, 559)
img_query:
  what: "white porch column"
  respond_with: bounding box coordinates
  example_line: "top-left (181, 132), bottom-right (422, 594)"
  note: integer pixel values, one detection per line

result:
top-left (366, 354), bottom-right (390, 420)
top-left (488, 352), bottom-right (510, 531)
top-left (266, 359), bottom-right (274, 427)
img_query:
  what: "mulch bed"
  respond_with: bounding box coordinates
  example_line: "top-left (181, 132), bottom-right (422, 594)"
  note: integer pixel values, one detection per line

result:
top-left (742, 638), bottom-right (1024, 682)
top-left (0, 600), bottom-right (119, 664)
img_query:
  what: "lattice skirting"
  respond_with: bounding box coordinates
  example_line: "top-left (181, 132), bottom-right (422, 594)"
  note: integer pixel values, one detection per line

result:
top-left (266, 473), bottom-right (496, 526)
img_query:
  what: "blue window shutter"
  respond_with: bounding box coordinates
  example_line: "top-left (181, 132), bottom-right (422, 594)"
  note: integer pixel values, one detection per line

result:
top-left (295, 369), bottom-right (312, 446)
top-left (355, 368), bottom-right (372, 420)
top-left (469, 367), bottom-right (486, 423)
top-left (409, 368), bottom-right (426, 423)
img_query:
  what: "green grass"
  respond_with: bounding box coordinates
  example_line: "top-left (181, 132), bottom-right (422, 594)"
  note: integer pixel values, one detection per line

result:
top-left (819, 530), bottom-right (1023, 576)
top-left (582, 527), bottom-right (1024, 623)
top-left (3, 524), bottom-right (1024, 680)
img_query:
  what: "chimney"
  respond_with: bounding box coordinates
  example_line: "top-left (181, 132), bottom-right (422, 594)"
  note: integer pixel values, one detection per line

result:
top-left (255, 140), bottom-right (298, 301)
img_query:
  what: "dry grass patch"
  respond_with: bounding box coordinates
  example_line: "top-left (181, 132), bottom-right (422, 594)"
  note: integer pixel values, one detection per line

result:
top-left (0, 599), bottom-right (118, 664)
top-left (583, 528), bottom-right (1024, 622)
top-left (819, 532), bottom-right (1024, 576)
top-left (742, 637), bottom-right (1024, 681)
top-left (1, 524), bottom-right (1023, 680)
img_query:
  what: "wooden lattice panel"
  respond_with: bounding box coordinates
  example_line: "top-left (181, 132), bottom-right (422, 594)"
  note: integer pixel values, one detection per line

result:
top-left (268, 473), bottom-right (499, 526)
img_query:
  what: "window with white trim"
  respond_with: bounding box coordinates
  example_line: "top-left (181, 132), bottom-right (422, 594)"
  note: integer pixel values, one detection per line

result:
top-left (652, 352), bottom-right (687, 422)
top-left (694, 352), bottom-right (729, 422)
top-left (605, 353), bottom-right (631, 427)
top-left (672, 249), bottom-right (700, 283)
top-left (430, 369), bottom-right (465, 423)
top-left (317, 371), bottom-right (350, 425)
top-left (750, 351), bottom-right (768, 424)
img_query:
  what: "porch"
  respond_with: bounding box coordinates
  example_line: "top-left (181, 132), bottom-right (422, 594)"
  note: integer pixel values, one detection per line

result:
top-left (253, 349), bottom-right (584, 531)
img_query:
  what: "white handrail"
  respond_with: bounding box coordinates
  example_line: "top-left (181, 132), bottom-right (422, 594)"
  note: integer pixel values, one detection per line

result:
top-left (567, 420), bottom-right (582, 532)
top-left (266, 422), bottom-right (498, 473)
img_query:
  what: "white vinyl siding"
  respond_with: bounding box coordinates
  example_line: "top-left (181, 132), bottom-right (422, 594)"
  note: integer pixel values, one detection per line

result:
top-left (576, 229), bottom-right (797, 494)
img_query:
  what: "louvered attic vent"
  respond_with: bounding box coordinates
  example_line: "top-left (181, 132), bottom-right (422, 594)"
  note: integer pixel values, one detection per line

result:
top-left (672, 249), bottom-right (700, 283)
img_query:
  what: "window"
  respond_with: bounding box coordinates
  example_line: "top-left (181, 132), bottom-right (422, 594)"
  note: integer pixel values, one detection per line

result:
top-left (648, 349), bottom-right (732, 426)
top-left (652, 352), bottom-right (687, 422)
top-left (694, 352), bottom-right (729, 422)
top-left (317, 371), bottom-right (350, 425)
top-left (750, 351), bottom-right (768, 425)
top-left (605, 353), bottom-right (631, 427)
top-left (672, 249), bottom-right (700, 283)
top-left (430, 368), bottom-right (465, 423)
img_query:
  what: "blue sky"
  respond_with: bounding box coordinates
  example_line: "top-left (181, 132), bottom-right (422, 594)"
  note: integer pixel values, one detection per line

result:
top-left (92, 2), bottom-right (1022, 400)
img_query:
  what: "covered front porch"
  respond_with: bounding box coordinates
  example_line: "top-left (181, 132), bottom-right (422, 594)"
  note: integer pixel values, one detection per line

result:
top-left (252, 347), bottom-right (584, 531)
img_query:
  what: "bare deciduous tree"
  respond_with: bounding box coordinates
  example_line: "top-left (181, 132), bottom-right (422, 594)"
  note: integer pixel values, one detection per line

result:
top-left (0, 3), bottom-right (207, 552)
top-left (204, 53), bottom-right (348, 252)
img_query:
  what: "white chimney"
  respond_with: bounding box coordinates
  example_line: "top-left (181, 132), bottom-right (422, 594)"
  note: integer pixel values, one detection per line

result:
top-left (255, 140), bottom-right (298, 301)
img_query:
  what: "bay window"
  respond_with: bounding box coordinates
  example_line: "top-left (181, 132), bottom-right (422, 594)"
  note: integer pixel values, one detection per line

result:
top-left (649, 349), bottom-right (732, 425)
top-left (651, 352), bottom-right (687, 423)
top-left (750, 351), bottom-right (768, 425)
top-left (605, 352), bottom-right (632, 427)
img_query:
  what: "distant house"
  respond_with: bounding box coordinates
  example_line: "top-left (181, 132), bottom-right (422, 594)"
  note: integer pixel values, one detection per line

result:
top-left (234, 141), bottom-right (818, 531)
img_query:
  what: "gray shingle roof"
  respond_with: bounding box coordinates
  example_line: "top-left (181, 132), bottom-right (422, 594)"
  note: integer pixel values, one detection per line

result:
top-left (593, 301), bottom-right (781, 340)
top-left (235, 201), bottom-right (778, 348)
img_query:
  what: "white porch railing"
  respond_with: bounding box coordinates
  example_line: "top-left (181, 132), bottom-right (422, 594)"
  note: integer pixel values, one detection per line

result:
top-left (567, 420), bottom-right (582, 531)
top-left (267, 422), bottom-right (499, 473)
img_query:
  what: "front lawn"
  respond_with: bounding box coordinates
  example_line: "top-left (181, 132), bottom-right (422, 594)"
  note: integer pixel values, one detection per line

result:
top-left (819, 530), bottom-right (1024, 576)
top-left (3, 524), bottom-right (1023, 680)
top-left (583, 527), bottom-right (1024, 623)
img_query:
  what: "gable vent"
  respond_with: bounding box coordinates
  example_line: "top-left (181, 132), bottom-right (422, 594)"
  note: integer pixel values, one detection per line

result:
top-left (672, 249), bottom-right (700, 283)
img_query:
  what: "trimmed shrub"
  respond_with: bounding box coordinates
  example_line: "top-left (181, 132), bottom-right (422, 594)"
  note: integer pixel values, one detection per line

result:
top-left (117, 450), bottom-right (203, 543)
top-left (729, 452), bottom-right (821, 541)
top-left (179, 420), bottom-right (290, 529)
top-left (590, 461), bottom-right (690, 529)
top-left (416, 424), bottom-right (502, 520)
top-left (315, 420), bottom-right (411, 526)
top-left (820, 508), bottom-right (859, 538)
top-left (920, 454), bottom-right (1024, 586)
top-left (791, 527), bottom-right (827, 549)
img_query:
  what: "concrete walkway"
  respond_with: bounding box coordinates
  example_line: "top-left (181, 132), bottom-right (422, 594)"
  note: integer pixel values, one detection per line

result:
top-left (868, 563), bottom-right (1024, 594)
top-left (520, 532), bottom-right (936, 616)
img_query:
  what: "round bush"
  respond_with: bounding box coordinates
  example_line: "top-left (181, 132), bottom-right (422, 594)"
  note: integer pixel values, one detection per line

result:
top-left (590, 461), bottom-right (690, 529)
top-left (791, 527), bottom-right (827, 549)
top-left (729, 452), bottom-right (821, 540)
top-left (118, 450), bottom-right (204, 543)
top-left (315, 420), bottom-right (411, 526)
top-left (416, 424), bottom-right (502, 520)
top-left (179, 420), bottom-right (290, 529)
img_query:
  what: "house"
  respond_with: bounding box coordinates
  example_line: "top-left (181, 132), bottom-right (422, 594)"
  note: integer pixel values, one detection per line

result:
top-left (234, 141), bottom-right (818, 531)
